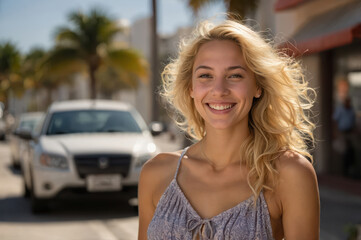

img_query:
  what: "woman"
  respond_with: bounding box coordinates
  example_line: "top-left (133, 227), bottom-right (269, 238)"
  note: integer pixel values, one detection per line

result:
top-left (138, 20), bottom-right (320, 240)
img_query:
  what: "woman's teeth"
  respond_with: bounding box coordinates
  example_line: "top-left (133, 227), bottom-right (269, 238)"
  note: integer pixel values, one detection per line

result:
top-left (208, 104), bottom-right (234, 110)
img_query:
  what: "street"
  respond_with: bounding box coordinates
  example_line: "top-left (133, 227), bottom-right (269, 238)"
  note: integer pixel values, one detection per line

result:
top-left (0, 140), bottom-right (140, 240)
top-left (0, 134), bottom-right (360, 240)
top-left (0, 133), bottom-right (183, 240)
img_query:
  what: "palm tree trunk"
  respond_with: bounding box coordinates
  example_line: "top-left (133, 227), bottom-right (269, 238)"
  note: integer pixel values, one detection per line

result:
top-left (89, 67), bottom-right (97, 99)
top-left (151, 0), bottom-right (159, 121)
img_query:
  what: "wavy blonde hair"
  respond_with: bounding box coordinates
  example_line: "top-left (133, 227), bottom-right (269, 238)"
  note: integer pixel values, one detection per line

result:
top-left (161, 20), bottom-right (315, 201)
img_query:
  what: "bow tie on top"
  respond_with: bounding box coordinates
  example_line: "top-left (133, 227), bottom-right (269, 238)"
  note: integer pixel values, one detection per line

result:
top-left (187, 218), bottom-right (215, 240)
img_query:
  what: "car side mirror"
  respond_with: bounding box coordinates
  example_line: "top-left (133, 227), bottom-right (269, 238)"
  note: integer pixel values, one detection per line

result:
top-left (13, 129), bottom-right (20, 136)
top-left (17, 129), bottom-right (33, 140)
top-left (149, 121), bottom-right (165, 136)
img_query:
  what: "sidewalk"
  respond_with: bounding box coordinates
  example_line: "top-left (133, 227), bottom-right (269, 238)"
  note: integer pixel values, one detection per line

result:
top-left (318, 175), bottom-right (361, 240)
top-left (318, 174), bottom-right (361, 196)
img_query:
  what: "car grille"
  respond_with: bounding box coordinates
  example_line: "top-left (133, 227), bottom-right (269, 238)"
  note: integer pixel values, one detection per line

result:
top-left (73, 153), bottom-right (132, 178)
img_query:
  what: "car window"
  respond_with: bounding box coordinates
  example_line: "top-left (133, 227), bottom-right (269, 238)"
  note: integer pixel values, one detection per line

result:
top-left (19, 120), bottom-right (37, 131)
top-left (32, 116), bottom-right (45, 135)
top-left (46, 110), bottom-right (142, 135)
top-left (18, 115), bottom-right (44, 134)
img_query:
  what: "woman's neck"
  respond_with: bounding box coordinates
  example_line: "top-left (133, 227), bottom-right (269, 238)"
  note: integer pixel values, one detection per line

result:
top-left (200, 126), bottom-right (250, 171)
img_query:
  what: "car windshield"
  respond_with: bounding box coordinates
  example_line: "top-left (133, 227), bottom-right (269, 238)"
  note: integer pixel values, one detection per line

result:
top-left (19, 116), bottom-right (44, 133)
top-left (46, 110), bottom-right (142, 135)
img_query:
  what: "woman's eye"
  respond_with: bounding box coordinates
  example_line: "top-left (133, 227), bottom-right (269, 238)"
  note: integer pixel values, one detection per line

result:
top-left (229, 74), bottom-right (243, 79)
top-left (198, 74), bottom-right (212, 78)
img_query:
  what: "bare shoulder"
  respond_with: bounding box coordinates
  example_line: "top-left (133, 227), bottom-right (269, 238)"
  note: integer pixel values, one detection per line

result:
top-left (267, 150), bottom-right (318, 208)
top-left (139, 150), bottom-right (184, 206)
top-left (274, 152), bottom-right (320, 238)
top-left (273, 151), bottom-right (320, 238)
top-left (138, 151), bottom-right (185, 239)
top-left (141, 151), bottom-right (183, 181)
top-left (276, 150), bottom-right (317, 184)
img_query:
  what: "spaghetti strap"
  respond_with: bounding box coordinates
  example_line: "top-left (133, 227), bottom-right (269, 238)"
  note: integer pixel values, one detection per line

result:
top-left (148, 144), bottom-right (274, 240)
top-left (174, 147), bottom-right (189, 179)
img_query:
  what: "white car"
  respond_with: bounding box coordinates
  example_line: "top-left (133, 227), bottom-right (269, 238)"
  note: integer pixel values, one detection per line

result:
top-left (9, 112), bottom-right (45, 168)
top-left (20, 100), bottom-right (159, 213)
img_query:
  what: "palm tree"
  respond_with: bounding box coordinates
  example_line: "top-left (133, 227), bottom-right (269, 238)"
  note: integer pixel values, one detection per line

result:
top-left (97, 65), bottom-right (137, 97)
top-left (186, 0), bottom-right (259, 19)
top-left (23, 48), bottom-right (73, 107)
top-left (22, 48), bottom-right (47, 89)
top-left (43, 8), bottom-right (148, 99)
top-left (0, 42), bottom-right (22, 106)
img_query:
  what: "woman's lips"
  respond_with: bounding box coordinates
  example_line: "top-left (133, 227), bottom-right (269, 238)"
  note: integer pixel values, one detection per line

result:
top-left (206, 103), bottom-right (236, 113)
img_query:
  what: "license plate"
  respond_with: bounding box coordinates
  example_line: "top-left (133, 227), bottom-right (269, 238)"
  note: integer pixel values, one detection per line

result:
top-left (86, 174), bottom-right (122, 192)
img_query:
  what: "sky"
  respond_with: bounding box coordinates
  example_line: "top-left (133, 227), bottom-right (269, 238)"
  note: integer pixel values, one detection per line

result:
top-left (0, 0), bottom-right (225, 54)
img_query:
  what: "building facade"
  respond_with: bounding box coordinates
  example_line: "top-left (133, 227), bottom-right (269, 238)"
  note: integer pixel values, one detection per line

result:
top-left (255, 0), bottom-right (361, 177)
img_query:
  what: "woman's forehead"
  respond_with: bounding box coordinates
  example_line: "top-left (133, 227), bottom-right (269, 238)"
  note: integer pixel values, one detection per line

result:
top-left (197, 39), bottom-right (241, 54)
top-left (193, 40), bottom-right (246, 70)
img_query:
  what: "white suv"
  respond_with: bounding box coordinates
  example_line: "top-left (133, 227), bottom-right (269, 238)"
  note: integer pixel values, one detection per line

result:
top-left (21, 100), bottom-right (158, 213)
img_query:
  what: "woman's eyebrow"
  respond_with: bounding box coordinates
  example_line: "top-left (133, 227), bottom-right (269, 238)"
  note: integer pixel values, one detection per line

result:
top-left (194, 65), bottom-right (212, 72)
top-left (194, 65), bottom-right (247, 72)
top-left (228, 65), bottom-right (246, 71)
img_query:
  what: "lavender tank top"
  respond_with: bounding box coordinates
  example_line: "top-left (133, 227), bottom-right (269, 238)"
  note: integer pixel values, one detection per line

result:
top-left (147, 147), bottom-right (274, 240)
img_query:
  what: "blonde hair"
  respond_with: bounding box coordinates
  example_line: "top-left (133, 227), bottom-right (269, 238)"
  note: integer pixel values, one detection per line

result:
top-left (161, 20), bottom-right (315, 201)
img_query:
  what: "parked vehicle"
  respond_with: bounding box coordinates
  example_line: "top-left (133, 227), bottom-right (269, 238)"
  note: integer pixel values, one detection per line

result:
top-left (0, 118), bottom-right (5, 140)
top-left (9, 112), bottom-right (45, 168)
top-left (20, 99), bottom-right (159, 213)
top-left (0, 105), bottom-right (6, 140)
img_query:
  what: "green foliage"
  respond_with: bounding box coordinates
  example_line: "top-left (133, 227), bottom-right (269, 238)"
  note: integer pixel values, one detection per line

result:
top-left (344, 224), bottom-right (359, 240)
top-left (22, 48), bottom-right (46, 88)
top-left (42, 7), bottom-right (148, 98)
top-left (186, 0), bottom-right (259, 18)
top-left (0, 41), bottom-right (21, 76)
top-left (0, 42), bottom-right (23, 102)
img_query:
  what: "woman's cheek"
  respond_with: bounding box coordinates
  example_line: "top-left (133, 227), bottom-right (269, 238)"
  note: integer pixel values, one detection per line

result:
top-left (192, 84), bottom-right (209, 98)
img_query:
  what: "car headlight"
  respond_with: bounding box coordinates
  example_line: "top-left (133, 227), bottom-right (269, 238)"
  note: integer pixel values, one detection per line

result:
top-left (40, 153), bottom-right (69, 169)
top-left (135, 154), bottom-right (152, 168)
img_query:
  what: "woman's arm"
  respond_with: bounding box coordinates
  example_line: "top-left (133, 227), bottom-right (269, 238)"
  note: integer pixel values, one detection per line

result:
top-left (138, 160), bottom-right (157, 240)
top-left (278, 151), bottom-right (320, 240)
top-left (138, 152), bottom-right (179, 240)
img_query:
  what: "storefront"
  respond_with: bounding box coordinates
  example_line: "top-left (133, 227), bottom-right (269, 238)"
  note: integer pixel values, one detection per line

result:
top-left (282, 0), bottom-right (361, 178)
top-left (332, 41), bottom-right (361, 178)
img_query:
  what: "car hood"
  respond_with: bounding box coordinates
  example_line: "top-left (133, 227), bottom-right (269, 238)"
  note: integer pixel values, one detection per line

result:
top-left (39, 133), bottom-right (155, 156)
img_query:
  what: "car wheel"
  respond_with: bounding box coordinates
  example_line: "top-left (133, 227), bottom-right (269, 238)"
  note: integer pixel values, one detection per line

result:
top-left (23, 179), bottom-right (30, 198)
top-left (11, 157), bottom-right (20, 169)
top-left (125, 186), bottom-right (138, 213)
top-left (30, 188), bottom-right (49, 214)
top-left (132, 204), bottom-right (139, 214)
top-left (124, 185), bottom-right (138, 198)
top-left (29, 171), bottom-right (49, 214)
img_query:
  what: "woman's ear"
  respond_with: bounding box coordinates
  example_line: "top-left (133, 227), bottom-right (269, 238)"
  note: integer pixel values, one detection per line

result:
top-left (190, 88), bottom-right (194, 98)
top-left (255, 88), bottom-right (262, 98)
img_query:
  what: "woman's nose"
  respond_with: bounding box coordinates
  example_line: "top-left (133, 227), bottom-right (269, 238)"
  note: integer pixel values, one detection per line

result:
top-left (211, 77), bottom-right (229, 96)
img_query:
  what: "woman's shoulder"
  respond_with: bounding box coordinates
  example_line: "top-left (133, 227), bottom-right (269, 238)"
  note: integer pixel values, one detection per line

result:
top-left (272, 153), bottom-right (320, 237)
top-left (276, 150), bottom-right (316, 179)
top-left (274, 150), bottom-right (318, 198)
top-left (143, 150), bottom-right (184, 171)
top-left (140, 150), bottom-right (185, 185)
top-left (139, 150), bottom-right (186, 207)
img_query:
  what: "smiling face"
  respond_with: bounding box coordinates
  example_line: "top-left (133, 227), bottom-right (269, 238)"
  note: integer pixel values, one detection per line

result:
top-left (190, 40), bottom-right (261, 131)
